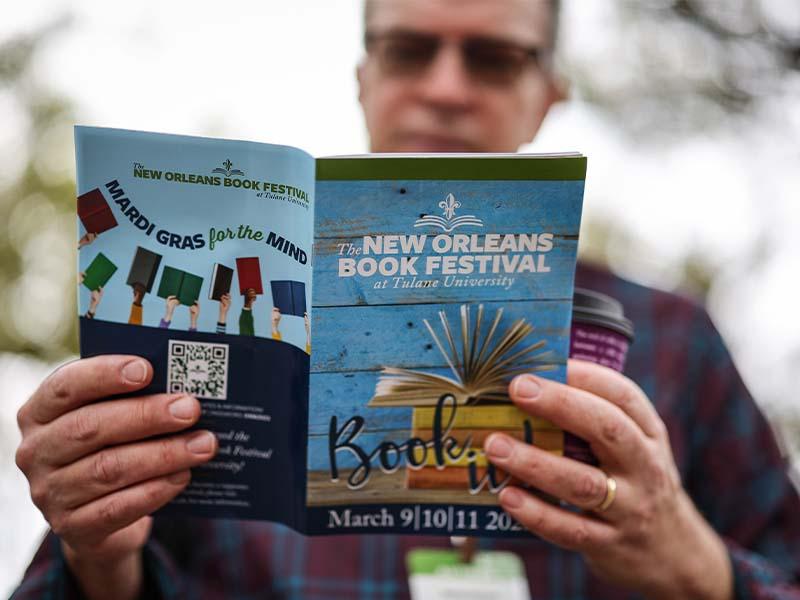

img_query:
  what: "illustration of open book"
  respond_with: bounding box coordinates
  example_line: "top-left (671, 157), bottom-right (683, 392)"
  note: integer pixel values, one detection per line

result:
top-left (271, 280), bottom-right (306, 317)
top-left (157, 266), bottom-right (204, 306)
top-left (369, 304), bottom-right (555, 407)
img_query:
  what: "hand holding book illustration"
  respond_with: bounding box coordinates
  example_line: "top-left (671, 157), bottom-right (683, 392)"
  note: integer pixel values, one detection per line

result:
top-left (86, 287), bottom-right (103, 319)
top-left (126, 248), bottom-right (162, 323)
top-left (216, 293), bottom-right (231, 333)
top-left (271, 307), bottom-right (282, 339)
top-left (128, 283), bottom-right (146, 325)
top-left (161, 295), bottom-right (180, 327)
top-left (77, 232), bottom-right (97, 249)
top-left (244, 288), bottom-right (257, 309)
top-left (239, 288), bottom-right (257, 336)
top-left (189, 301), bottom-right (200, 331)
top-left (132, 283), bottom-right (146, 306)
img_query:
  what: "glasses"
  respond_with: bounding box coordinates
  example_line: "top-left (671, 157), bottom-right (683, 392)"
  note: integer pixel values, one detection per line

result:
top-left (364, 30), bottom-right (549, 87)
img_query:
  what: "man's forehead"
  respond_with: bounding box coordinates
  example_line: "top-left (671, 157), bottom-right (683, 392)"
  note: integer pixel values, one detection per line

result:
top-left (366, 0), bottom-right (552, 46)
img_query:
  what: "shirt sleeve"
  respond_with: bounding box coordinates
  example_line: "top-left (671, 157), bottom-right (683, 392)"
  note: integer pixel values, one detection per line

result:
top-left (684, 309), bottom-right (800, 598)
top-left (11, 530), bottom-right (185, 600)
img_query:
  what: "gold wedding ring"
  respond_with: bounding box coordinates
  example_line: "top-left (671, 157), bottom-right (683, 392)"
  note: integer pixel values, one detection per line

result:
top-left (596, 473), bottom-right (617, 512)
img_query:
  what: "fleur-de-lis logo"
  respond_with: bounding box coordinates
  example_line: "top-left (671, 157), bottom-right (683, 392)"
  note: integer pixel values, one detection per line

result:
top-left (212, 159), bottom-right (245, 177)
top-left (414, 193), bottom-right (483, 232)
top-left (439, 193), bottom-right (461, 219)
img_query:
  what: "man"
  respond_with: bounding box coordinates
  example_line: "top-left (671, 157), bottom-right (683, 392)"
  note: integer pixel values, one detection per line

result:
top-left (12, 1), bottom-right (800, 598)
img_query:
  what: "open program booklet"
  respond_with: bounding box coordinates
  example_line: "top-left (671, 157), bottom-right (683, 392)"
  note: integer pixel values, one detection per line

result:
top-left (75, 126), bottom-right (586, 537)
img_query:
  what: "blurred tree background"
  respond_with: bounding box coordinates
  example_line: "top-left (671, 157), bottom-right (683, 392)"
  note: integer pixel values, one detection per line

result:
top-left (1, 17), bottom-right (76, 359)
top-left (572, 0), bottom-right (799, 289)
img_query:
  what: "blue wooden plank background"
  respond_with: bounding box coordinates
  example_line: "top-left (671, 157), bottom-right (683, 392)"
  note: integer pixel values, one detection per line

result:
top-left (309, 300), bottom-right (571, 373)
top-left (314, 180), bottom-right (584, 238)
top-left (308, 173), bottom-right (584, 476)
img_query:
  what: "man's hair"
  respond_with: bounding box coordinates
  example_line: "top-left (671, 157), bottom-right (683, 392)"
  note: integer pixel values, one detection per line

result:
top-left (363, 0), bottom-right (561, 49)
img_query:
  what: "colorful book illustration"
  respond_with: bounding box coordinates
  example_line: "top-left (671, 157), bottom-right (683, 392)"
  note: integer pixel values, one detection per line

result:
top-left (370, 305), bottom-right (555, 407)
top-left (235, 257), bottom-right (263, 295)
top-left (209, 263), bottom-right (234, 301)
top-left (126, 247), bottom-right (162, 293)
top-left (270, 280), bottom-right (306, 316)
top-left (368, 304), bottom-right (562, 491)
top-left (157, 266), bottom-right (204, 306)
top-left (77, 188), bottom-right (118, 234)
top-left (82, 252), bottom-right (117, 291)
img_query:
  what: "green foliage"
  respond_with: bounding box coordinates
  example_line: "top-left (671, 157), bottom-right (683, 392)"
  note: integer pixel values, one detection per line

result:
top-left (0, 21), bottom-right (77, 359)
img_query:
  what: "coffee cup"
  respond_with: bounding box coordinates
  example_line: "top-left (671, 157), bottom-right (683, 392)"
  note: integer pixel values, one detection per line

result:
top-left (564, 287), bottom-right (635, 465)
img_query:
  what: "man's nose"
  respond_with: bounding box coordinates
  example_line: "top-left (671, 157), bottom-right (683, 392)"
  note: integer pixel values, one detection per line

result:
top-left (417, 43), bottom-right (477, 109)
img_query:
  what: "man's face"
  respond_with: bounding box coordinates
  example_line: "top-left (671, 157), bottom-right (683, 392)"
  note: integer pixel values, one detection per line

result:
top-left (358, 0), bottom-right (558, 153)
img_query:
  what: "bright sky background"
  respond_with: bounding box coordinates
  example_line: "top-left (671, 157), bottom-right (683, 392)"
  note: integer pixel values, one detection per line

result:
top-left (2, 1), bottom-right (799, 595)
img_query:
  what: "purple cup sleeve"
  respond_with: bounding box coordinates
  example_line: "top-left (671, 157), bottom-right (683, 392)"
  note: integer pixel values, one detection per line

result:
top-left (565, 322), bottom-right (631, 465)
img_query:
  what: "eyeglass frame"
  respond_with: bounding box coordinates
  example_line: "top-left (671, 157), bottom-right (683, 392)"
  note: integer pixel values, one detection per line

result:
top-left (363, 28), bottom-right (554, 87)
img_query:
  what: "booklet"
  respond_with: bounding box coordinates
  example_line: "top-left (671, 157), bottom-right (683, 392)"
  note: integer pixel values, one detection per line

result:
top-left (75, 126), bottom-right (585, 537)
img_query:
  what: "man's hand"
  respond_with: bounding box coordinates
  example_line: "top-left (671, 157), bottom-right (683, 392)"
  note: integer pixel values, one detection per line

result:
top-left (15, 356), bottom-right (218, 600)
top-left (485, 360), bottom-right (733, 600)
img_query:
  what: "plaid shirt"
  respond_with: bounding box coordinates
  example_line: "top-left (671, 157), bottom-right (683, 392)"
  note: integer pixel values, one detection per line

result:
top-left (13, 263), bottom-right (800, 599)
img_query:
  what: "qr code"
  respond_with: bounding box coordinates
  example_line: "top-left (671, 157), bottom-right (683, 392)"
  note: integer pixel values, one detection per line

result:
top-left (167, 340), bottom-right (229, 400)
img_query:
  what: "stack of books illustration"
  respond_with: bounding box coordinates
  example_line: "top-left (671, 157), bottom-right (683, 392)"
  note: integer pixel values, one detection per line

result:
top-left (369, 304), bottom-right (563, 491)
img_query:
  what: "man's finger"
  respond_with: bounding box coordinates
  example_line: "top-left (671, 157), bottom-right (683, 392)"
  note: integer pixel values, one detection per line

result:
top-left (508, 374), bottom-right (649, 470)
top-left (53, 471), bottom-right (191, 547)
top-left (485, 433), bottom-right (625, 519)
top-left (498, 486), bottom-right (617, 551)
top-left (567, 359), bottom-right (665, 440)
top-left (24, 356), bottom-right (153, 425)
top-left (32, 393), bottom-right (201, 466)
top-left (49, 430), bottom-right (216, 509)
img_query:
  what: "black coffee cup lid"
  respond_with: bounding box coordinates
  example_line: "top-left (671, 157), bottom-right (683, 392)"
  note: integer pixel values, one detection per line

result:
top-left (572, 287), bottom-right (634, 341)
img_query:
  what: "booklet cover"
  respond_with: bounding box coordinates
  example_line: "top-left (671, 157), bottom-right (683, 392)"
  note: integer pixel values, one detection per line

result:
top-left (75, 126), bottom-right (585, 537)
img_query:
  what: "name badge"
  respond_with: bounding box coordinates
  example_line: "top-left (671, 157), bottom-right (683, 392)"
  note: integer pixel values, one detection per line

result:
top-left (407, 548), bottom-right (531, 600)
